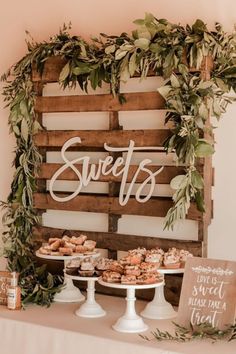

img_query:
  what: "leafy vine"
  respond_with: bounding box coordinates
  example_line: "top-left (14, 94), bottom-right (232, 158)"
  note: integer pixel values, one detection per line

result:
top-left (1, 14), bottom-right (235, 304)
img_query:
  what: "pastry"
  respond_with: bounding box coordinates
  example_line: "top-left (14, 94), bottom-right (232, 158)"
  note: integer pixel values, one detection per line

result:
top-left (75, 245), bottom-right (88, 254)
top-left (38, 247), bottom-right (51, 255)
top-left (48, 237), bottom-right (61, 244)
top-left (121, 275), bottom-right (137, 285)
top-left (125, 254), bottom-right (143, 265)
top-left (109, 261), bottom-right (124, 274)
top-left (62, 235), bottom-right (71, 242)
top-left (179, 249), bottom-right (193, 267)
top-left (79, 257), bottom-right (95, 277)
top-left (95, 258), bottom-right (112, 275)
top-left (136, 273), bottom-right (158, 285)
top-left (163, 248), bottom-right (181, 269)
top-left (140, 262), bottom-right (158, 273)
top-left (64, 241), bottom-right (76, 251)
top-left (83, 240), bottom-right (96, 251)
top-left (128, 247), bottom-right (146, 258)
top-left (102, 270), bottom-right (121, 283)
top-left (124, 264), bottom-right (141, 276)
top-left (145, 249), bottom-right (163, 267)
top-left (59, 247), bottom-right (73, 256)
top-left (70, 235), bottom-right (87, 245)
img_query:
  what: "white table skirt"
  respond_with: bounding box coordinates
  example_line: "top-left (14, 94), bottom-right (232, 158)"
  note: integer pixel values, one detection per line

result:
top-left (0, 293), bottom-right (235, 354)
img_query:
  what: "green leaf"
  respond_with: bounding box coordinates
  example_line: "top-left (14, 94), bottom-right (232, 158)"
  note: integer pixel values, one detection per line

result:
top-left (170, 74), bottom-right (180, 88)
top-left (157, 85), bottom-right (172, 98)
top-left (198, 81), bottom-right (213, 90)
top-left (170, 175), bottom-right (186, 190)
top-left (21, 119), bottom-right (29, 142)
top-left (105, 44), bottom-right (116, 54)
top-left (191, 170), bottom-right (204, 189)
top-left (115, 49), bottom-right (128, 60)
top-left (195, 140), bottom-right (214, 157)
top-left (198, 103), bottom-right (209, 120)
top-left (195, 190), bottom-right (205, 212)
top-left (192, 19), bottom-right (207, 33)
top-left (128, 52), bottom-right (137, 76)
top-left (72, 63), bottom-right (91, 75)
top-left (134, 38), bottom-right (150, 50)
top-left (59, 62), bottom-right (70, 82)
top-left (137, 26), bottom-right (152, 40)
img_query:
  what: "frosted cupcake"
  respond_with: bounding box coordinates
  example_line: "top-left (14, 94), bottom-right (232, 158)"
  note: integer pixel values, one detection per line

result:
top-left (179, 250), bottom-right (193, 267)
top-left (145, 249), bottom-right (164, 268)
top-left (79, 257), bottom-right (95, 277)
top-left (163, 249), bottom-right (181, 269)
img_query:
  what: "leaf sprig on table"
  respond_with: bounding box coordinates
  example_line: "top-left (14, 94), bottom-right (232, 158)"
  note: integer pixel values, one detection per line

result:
top-left (140, 321), bottom-right (236, 343)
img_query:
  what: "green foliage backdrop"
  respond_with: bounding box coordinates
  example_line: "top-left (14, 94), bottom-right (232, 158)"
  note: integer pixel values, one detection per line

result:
top-left (1, 14), bottom-right (235, 305)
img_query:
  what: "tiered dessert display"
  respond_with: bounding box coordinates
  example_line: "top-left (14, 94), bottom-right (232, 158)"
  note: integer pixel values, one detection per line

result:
top-left (97, 248), bottom-right (164, 333)
top-left (36, 234), bottom-right (99, 302)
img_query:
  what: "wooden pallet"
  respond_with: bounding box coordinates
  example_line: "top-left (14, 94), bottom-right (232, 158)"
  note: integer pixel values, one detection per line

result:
top-left (32, 56), bottom-right (213, 305)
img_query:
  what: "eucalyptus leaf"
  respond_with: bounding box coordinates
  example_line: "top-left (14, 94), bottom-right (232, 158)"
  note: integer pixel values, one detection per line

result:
top-left (134, 38), bottom-right (150, 50)
top-left (195, 141), bottom-right (214, 157)
top-left (59, 62), bottom-right (70, 81)
top-left (21, 119), bottom-right (29, 142)
top-left (170, 175), bottom-right (186, 190)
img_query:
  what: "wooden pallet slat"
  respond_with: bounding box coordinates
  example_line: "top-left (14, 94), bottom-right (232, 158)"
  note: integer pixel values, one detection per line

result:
top-left (34, 129), bottom-right (170, 148)
top-left (33, 225), bottom-right (202, 256)
top-left (33, 193), bottom-right (202, 220)
top-left (37, 163), bottom-right (186, 184)
top-left (35, 92), bottom-right (165, 113)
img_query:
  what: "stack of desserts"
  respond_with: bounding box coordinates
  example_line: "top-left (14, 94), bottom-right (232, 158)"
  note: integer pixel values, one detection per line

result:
top-left (37, 234), bottom-right (96, 256)
top-left (66, 257), bottom-right (112, 277)
top-left (102, 248), bottom-right (164, 285)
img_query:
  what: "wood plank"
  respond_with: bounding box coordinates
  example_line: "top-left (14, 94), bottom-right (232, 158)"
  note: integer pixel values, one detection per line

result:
top-left (34, 129), bottom-right (170, 148)
top-left (37, 163), bottom-right (186, 184)
top-left (108, 111), bottom-right (122, 260)
top-left (33, 225), bottom-right (202, 256)
top-left (33, 193), bottom-right (202, 220)
top-left (35, 92), bottom-right (165, 112)
top-left (31, 56), bottom-right (211, 83)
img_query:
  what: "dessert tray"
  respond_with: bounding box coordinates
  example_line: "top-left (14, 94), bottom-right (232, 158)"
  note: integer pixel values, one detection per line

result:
top-left (98, 278), bottom-right (164, 333)
top-left (66, 274), bottom-right (106, 318)
top-left (36, 251), bottom-right (100, 303)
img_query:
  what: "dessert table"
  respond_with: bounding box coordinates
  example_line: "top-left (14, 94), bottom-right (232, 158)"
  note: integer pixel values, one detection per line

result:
top-left (0, 295), bottom-right (235, 354)
top-left (36, 251), bottom-right (100, 303)
top-left (98, 278), bottom-right (163, 333)
top-left (141, 267), bottom-right (184, 320)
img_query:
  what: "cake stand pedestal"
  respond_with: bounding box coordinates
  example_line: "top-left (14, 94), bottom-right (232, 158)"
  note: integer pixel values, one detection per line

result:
top-left (98, 278), bottom-right (163, 333)
top-left (141, 267), bottom-right (184, 320)
top-left (36, 251), bottom-right (99, 303)
top-left (67, 275), bottom-right (106, 318)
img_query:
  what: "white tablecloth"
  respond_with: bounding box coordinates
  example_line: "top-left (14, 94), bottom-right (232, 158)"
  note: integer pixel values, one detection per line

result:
top-left (0, 294), bottom-right (235, 354)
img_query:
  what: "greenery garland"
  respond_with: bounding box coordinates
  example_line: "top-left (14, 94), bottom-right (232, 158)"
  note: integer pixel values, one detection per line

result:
top-left (1, 14), bottom-right (236, 305)
top-left (140, 321), bottom-right (236, 342)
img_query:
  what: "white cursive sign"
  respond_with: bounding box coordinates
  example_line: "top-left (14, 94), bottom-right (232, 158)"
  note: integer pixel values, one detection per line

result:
top-left (49, 137), bottom-right (164, 205)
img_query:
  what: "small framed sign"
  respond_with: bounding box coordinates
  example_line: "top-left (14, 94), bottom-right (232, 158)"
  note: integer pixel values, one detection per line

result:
top-left (0, 271), bottom-right (12, 305)
top-left (177, 257), bottom-right (236, 329)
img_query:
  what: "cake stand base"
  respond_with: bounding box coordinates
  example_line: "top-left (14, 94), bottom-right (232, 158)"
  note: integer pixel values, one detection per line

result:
top-left (75, 303), bottom-right (106, 318)
top-left (75, 278), bottom-right (106, 318)
top-left (54, 274), bottom-right (85, 303)
top-left (113, 316), bottom-right (148, 333)
top-left (141, 283), bottom-right (177, 320)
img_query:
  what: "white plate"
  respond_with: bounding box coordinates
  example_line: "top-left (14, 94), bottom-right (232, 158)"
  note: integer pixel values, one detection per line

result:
top-left (98, 277), bottom-right (163, 290)
top-left (35, 250), bottom-right (100, 261)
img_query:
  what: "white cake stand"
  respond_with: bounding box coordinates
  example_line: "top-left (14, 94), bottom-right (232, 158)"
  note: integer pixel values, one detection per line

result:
top-left (36, 251), bottom-right (99, 303)
top-left (141, 267), bottom-right (184, 320)
top-left (66, 274), bottom-right (106, 318)
top-left (98, 278), bottom-right (163, 333)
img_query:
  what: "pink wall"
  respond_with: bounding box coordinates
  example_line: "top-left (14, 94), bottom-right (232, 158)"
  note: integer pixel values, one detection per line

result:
top-left (0, 0), bottom-right (236, 267)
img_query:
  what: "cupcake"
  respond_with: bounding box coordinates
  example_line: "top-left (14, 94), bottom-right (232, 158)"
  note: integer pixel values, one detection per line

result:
top-left (145, 249), bottom-right (164, 268)
top-left (79, 257), bottom-right (95, 277)
top-left (179, 250), bottom-right (193, 267)
top-left (95, 258), bottom-right (112, 276)
top-left (163, 248), bottom-right (181, 269)
top-left (66, 259), bottom-right (81, 275)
